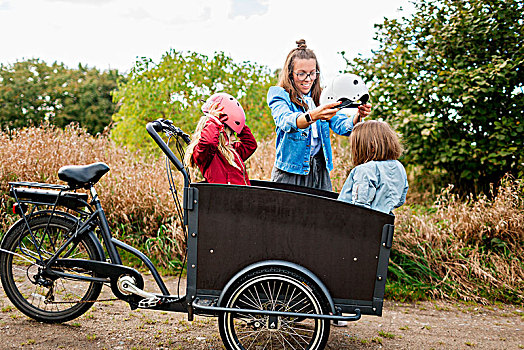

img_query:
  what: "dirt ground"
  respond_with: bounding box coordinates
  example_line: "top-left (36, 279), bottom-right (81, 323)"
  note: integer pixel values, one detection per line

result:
top-left (0, 274), bottom-right (522, 350)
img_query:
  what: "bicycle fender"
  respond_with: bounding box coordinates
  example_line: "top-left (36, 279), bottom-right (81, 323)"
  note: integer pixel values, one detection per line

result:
top-left (0, 211), bottom-right (105, 260)
top-left (0, 211), bottom-right (72, 248)
top-left (217, 260), bottom-right (336, 315)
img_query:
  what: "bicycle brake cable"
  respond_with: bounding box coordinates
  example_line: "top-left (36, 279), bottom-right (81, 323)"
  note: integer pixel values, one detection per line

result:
top-left (165, 135), bottom-right (188, 299)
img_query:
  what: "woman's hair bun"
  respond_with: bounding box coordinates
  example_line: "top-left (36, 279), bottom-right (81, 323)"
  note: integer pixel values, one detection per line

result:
top-left (296, 39), bottom-right (307, 49)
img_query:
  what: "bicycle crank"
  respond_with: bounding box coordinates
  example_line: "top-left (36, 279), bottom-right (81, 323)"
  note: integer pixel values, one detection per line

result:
top-left (117, 275), bottom-right (160, 308)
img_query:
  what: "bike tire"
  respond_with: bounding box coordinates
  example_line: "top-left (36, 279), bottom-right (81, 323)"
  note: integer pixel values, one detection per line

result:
top-left (218, 267), bottom-right (331, 350)
top-left (0, 213), bottom-right (104, 323)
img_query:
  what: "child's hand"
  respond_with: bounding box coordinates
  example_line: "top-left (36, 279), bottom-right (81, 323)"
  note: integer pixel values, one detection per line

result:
top-left (208, 102), bottom-right (225, 119)
top-left (206, 102), bottom-right (228, 126)
top-left (355, 103), bottom-right (372, 124)
top-left (218, 114), bottom-right (228, 124)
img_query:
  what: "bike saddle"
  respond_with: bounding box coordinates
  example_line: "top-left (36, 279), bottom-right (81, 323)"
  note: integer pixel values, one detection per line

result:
top-left (58, 162), bottom-right (110, 189)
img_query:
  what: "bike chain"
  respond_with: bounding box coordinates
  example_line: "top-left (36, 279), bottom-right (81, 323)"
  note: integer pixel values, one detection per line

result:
top-left (44, 297), bottom-right (120, 305)
top-left (43, 282), bottom-right (119, 304)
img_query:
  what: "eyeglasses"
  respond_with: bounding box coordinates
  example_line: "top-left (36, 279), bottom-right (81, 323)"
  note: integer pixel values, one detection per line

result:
top-left (293, 70), bottom-right (319, 81)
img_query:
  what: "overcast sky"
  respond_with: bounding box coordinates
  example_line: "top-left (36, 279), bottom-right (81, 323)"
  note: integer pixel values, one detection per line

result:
top-left (0, 0), bottom-right (414, 82)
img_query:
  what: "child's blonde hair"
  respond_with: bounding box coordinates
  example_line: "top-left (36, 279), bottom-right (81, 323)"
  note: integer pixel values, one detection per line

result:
top-left (184, 115), bottom-right (241, 171)
top-left (350, 120), bottom-right (403, 166)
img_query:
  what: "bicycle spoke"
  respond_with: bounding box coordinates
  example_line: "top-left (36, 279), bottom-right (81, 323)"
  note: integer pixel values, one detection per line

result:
top-left (277, 330), bottom-right (303, 350)
top-left (288, 295), bottom-right (311, 312)
top-left (238, 294), bottom-right (263, 311)
top-left (236, 328), bottom-right (262, 341)
top-left (266, 280), bottom-right (276, 311)
top-left (253, 284), bottom-right (264, 311)
top-left (1, 215), bottom-right (103, 321)
top-left (246, 287), bottom-right (263, 310)
top-left (245, 327), bottom-right (263, 350)
top-left (259, 281), bottom-right (271, 310)
top-left (280, 324), bottom-right (312, 342)
top-left (274, 330), bottom-right (287, 348)
top-left (262, 332), bottom-right (272, 349)
top-left (291, 301), bottom-right (314, 314)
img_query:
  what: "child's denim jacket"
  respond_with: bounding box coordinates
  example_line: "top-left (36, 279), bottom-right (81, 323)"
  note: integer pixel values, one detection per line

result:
top-left (267, 86), bottom-right (355, 175)
top-left (338, 160), bottom-right (409, 214)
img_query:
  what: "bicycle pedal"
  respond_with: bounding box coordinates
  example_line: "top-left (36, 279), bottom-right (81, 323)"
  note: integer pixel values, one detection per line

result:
top-left (196, 298), bottom-right (214, 306)
top-left (138, 296), bottom-right (161, 309)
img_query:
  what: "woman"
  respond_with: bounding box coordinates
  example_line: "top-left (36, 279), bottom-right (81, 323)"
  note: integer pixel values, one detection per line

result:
top-left (267, 39), bottom-right (372, 191)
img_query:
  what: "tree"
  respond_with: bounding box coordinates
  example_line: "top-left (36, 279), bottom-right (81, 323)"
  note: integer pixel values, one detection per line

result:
top-left (111, 50), bottom-right (277, 151)
top-left (54, 66), bottom-right (122, 135)
top-left (0, 59), bottom-right (122, 134)
top-left (343, 0), bottom-right (524, 194)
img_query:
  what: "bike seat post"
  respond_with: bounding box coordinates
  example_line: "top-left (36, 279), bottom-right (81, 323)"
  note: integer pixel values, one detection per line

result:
top-left (89, 185), bottom-right (99, 204)
top-left (88, 184), bottom-right (122, 265)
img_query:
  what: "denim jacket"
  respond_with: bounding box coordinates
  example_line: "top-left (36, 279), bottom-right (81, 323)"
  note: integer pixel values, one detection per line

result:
top-left (338, 160), bottom-right (409, 214)
top-left (267, 86), bottom-right (355, 175)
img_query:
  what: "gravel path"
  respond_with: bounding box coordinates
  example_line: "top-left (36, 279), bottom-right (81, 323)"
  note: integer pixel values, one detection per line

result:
top-left (0, 274), bottom-right (522, 349)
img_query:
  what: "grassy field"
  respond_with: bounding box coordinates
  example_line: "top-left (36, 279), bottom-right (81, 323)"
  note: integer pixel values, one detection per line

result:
top-left (0, 124), bottom-right (522, 304)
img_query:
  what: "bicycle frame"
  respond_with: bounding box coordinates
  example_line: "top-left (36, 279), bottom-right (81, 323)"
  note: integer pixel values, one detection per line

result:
top-left (1, 121), bottom-right (194, 315)
top-left (67, 185), bottom-right (176, 297)
top-left (6, 182), bottom-right (177, 301)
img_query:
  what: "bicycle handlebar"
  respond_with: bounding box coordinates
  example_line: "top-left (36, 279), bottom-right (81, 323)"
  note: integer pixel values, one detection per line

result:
top-left (149, 118), bottom-right (191, 144)
top-left (146, 119), bottom-right (190, 188)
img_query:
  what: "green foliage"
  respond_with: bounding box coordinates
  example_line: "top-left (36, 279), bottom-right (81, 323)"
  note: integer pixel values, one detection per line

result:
top-left (111, 50), bottom-right (277, 151)
top-left (0, 59), bottom-right (122, 134)
top-left (112, 220), bottom-right (185, 276)
top-left (343, 0), bottom-right (524, 194)
top-left (386, 250), bottom-right (455, 302)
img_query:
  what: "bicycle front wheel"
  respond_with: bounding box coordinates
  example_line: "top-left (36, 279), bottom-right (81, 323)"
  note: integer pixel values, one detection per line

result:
top-left (0, 213), bottom-right (104, 323)
top-left (218, 267), bottom-right (331, 350)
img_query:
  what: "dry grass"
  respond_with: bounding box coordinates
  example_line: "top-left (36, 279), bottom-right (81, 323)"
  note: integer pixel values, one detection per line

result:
top-left (245, 137), bottom-right (275, 181)
top-left (0, 124), bottom-right (184, 270)
top-left (392, 176), bottom-right (524, 303)
top-left (0, 125), bottom-right (522, 303)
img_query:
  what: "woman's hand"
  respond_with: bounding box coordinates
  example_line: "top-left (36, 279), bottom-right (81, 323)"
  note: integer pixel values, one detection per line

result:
top-left (296, 101), bottom-right (341, 129)
top-left (310, 101), bottom-right (341, 121)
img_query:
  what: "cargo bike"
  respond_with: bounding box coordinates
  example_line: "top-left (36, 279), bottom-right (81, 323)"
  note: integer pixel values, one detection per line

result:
top-left (0, 119), bottom-right (396, 349)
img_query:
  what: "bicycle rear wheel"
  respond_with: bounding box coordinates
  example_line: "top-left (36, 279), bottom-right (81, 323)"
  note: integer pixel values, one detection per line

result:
top-left (0, 213), bottom-right (104, 323)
